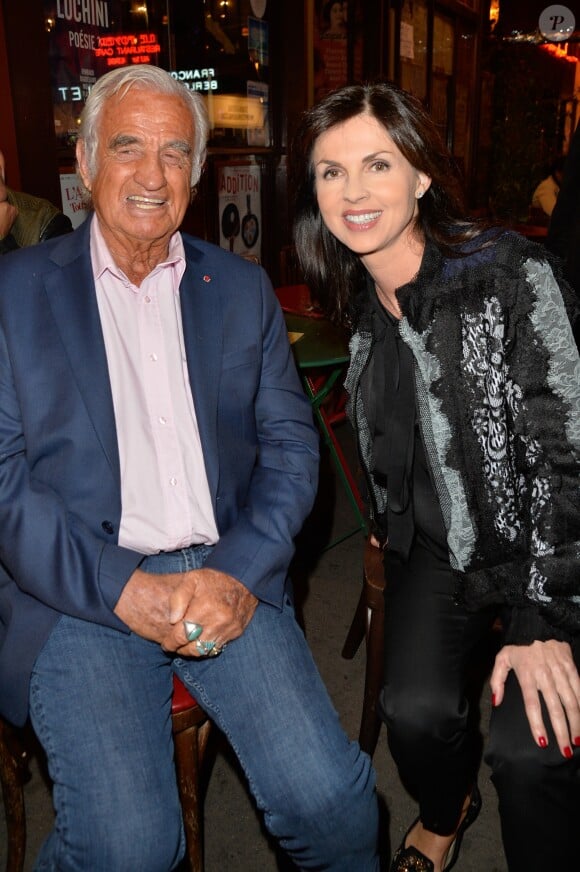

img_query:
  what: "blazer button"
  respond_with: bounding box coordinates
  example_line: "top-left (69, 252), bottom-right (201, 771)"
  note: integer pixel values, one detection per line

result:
top-left (101, 521), bottom-right (114, 535)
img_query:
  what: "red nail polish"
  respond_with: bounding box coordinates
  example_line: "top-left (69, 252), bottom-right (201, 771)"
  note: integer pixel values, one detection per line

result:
top-left (491, 693), bottom-right (496, 707)
top-left (564, 746), bottom-right (573, 758)
top-left (574, 737), bottom-right (580, 747)
top-left (538, 736), bottom-right (547, 748)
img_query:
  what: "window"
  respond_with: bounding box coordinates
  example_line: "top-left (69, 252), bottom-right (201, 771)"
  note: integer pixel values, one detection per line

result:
top-left (399, 0), bottom-right (428, 102)
top-left (44, 0), bottom-right (271, 153)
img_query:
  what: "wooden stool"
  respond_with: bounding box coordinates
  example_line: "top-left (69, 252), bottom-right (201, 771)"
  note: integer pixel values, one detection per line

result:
top-left (0, 717), bottom-right (27, 872)
top-left (342, 535), bottom-right (385, 757)
top-left (171, 675), bottom-right (212, 872)
top-left (0, 675), bottom-right (211, 872)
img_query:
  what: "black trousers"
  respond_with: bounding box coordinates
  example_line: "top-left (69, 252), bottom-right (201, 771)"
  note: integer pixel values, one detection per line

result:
top-left (379, 540), bottom-right (580, 871)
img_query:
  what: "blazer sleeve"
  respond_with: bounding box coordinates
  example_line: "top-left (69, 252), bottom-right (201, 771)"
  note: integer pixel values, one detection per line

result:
top-left (0, 319), bottom-right (141, 629)
top-left (202, 270), bottom-right (320, 607)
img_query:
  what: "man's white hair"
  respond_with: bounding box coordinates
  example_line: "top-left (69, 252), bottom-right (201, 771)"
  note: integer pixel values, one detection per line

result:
top-left (77, 65), bottom-right (209, 189)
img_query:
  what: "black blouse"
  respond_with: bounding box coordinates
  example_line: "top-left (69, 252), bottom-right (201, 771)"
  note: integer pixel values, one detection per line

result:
top-left (368, 289), bottom-right (447, 561)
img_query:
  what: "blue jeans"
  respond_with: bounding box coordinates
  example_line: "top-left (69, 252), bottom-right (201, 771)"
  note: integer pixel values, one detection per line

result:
top-left (29, 545), bottom-right (379, 871)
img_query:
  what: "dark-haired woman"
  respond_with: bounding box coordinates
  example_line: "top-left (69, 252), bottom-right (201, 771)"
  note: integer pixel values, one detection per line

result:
top-left (291, 82), bottom-right (580, 872)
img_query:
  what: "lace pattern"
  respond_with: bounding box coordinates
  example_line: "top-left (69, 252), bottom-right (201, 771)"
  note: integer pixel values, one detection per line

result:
top-left (461, 296), bottom-right (524, 544)
top-left (345, 233), bottom-right (580, 637)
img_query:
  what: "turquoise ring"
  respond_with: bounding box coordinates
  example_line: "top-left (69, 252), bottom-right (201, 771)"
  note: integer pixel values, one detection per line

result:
top-left (183, 620), bottom-right (203, 642)
top-left (195, 639), bottom-right (216, 656)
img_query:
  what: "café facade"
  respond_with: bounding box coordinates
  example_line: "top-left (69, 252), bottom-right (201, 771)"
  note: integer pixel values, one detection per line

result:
top-left (1, 1), bottom-right (578, 280)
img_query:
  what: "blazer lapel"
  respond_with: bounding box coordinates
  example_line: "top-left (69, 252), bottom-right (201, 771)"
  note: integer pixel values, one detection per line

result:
top-left (44, 221), bottom-right (120, 479)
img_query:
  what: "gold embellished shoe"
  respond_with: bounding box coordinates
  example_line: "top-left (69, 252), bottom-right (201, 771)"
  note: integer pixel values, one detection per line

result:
top-left (389, 786), bottom-right (482, 872)
top-left (390, 843), bottom-right (434, 871)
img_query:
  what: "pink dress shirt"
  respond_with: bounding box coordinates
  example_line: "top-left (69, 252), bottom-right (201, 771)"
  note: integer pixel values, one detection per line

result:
top-left (91, 217), bottom-right (219, 554)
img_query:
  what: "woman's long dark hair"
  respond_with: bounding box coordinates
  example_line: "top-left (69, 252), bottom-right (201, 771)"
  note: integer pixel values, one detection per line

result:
top-left (290, 81), bottom-right (489, 324)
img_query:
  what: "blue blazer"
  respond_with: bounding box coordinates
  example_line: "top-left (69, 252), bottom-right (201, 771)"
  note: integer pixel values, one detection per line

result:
top-left (0, 218), bottom-right (319, 724)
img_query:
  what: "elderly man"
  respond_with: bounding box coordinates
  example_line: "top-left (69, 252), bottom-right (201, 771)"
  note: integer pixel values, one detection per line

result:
top-left (0, 66), bottom-right (378, 870)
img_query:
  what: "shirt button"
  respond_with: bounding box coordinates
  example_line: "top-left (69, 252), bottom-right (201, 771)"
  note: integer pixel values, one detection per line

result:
top-left (170, 477), bottom-right (177, 486)
top-left (144, 295), bottom-right (151, 303)
top-left (150, 353), bottom-right (158, 362)
top-left (159, 416), bottom-right (167, 425)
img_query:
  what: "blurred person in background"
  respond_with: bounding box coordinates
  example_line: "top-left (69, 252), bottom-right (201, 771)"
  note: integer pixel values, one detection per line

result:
top-left (0, 148), bottom-right (71, 254)
top-left (529, 155), bottom-right (565, 224)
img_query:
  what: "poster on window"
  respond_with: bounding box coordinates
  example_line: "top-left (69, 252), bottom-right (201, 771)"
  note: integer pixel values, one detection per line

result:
top-left (43, 0), bottom-right (165, 149)
top-left (248, 16), bottom-right (269, 67)
top-left (314, 0), bottom-right (347, 101)
top-left (313, 1), bottom-right (363, 103)
top-left (247, 82), bottom-right (270, 147)
top-left (217, 164), bottom-right (261, 261)
top-left (59, 173), bottom-right (89, 228)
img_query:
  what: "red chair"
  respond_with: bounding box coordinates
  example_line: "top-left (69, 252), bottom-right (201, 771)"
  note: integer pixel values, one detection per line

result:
top-left (0, 675), bottom-right (211, 872)
top-left (275, 283), bottom-right (324, 318)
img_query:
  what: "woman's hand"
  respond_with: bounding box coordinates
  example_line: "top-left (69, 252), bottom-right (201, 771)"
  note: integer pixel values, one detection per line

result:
top-left (490, 640), bottom-right (580, 756)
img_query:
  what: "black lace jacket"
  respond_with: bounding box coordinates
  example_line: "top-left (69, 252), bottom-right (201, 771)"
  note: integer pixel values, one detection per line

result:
top-left (345, 231), bottom-right (580, 645)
